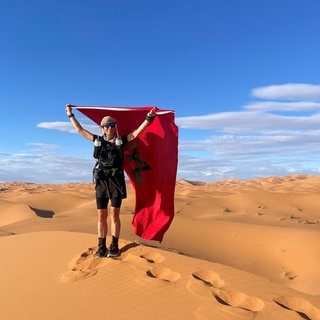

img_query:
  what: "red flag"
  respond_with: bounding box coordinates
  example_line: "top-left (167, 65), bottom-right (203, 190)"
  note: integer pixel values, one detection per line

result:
top-left (75, 106), bottom-right (178, 242)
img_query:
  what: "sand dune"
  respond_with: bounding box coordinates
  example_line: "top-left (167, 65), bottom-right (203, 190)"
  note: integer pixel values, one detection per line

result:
top-left (1, 174), bottom-right (320, 319)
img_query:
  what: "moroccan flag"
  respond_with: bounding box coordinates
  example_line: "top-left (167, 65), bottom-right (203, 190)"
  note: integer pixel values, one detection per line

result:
top-left (75, 106), bottom-right (178, 242)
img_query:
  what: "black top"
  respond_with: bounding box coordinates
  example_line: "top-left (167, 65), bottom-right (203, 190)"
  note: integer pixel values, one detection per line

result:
top-left (92, 134), bottom-right (128, 169)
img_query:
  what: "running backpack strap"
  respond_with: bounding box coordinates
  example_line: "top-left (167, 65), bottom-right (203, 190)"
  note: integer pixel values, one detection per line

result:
top-left (93, 136), bottom-right (102, 159)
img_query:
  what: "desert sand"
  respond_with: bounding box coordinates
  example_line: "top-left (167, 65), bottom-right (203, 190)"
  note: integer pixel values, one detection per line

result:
top-left (1, 174), bottom-right (320, 320)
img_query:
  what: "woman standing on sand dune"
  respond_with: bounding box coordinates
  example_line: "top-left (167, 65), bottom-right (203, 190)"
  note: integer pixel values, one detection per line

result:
top-left (65, 104), bottom-right (156, 258)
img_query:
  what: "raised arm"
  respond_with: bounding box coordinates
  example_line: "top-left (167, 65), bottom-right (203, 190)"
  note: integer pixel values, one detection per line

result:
top-left (65, 104), bottom-right (94, 141)
top-left (127, 108), bottom-right (157, 142)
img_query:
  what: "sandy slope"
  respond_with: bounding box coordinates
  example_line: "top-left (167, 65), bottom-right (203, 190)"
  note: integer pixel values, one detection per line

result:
top-left (0, 174), bottom-right (320, 320)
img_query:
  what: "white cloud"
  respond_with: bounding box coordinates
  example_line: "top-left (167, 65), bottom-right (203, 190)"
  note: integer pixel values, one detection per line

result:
top-left (3, 83), bottom-right (320, 183)
top-left (176, 111), bottom-right (320, 132)
top-left (37, 121), bottom-right (100, 134)
top-left (182, 131), bottom-right (320, 159)
top-left (175, 83), bottom-right (320, 181)
top-left (37, 121), bottom-right (75, 133)
top-left (176, 83), bottom-right (320, 135)
top-left (244, 101), bottom-right (320, 112)
top-left (251, 83), bottom-right (320, 100)
top-left (0, 150), bottom-right (94, 184)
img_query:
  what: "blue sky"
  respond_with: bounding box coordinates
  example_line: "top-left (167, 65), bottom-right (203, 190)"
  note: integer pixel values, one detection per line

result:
top-left (1, 0), bottom-right (320, 183)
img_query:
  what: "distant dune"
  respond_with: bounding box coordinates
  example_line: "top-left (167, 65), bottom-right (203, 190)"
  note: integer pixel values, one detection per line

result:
top-left (1, 174), bottom-right (320, 319)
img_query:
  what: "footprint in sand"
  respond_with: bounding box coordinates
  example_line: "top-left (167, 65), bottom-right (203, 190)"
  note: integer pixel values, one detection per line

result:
top-left (274, 295), bottom-right (320, 320)
top-left (60, 247), bottom-right (109, 283)
top-left (192, 269), bottom-right (225, 288)
top-left (212, 288), bottom-right (265, 313)
top-left (140, 251), bottom-right (165, 264)
top-left (187, 270), bottom-right (224, 298)
top-left (147, 266), bottom-right (180, 282)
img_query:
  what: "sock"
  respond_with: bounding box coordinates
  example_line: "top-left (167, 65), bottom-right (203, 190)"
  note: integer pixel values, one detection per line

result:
top-left (112, 236), bottom-right (118, 245)
top-left (98, 237), bottom-right (106, 248)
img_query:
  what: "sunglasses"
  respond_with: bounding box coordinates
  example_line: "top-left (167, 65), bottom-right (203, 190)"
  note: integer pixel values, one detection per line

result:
top-left (104, 122), bottom-right (116, 128)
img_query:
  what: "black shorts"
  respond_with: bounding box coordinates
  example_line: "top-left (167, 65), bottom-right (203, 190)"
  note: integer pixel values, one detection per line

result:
top-left (95, 177), bottom-right (127, 209)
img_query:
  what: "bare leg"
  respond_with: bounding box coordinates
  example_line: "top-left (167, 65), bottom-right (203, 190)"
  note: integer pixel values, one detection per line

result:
top-left (95, 208), bottom-right (109, 258)
top-left (108, 206), bottom-right (121, 257)
top-left (109, 206), bottom-right (121, 238)
top-left (97, 208), bottom-right (108, 238)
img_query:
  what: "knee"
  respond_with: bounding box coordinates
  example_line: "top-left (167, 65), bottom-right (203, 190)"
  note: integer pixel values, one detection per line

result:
top-left (97, 209), bottom-right (107, 221)
top-left (110, 208), bottom-right (120, 221)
